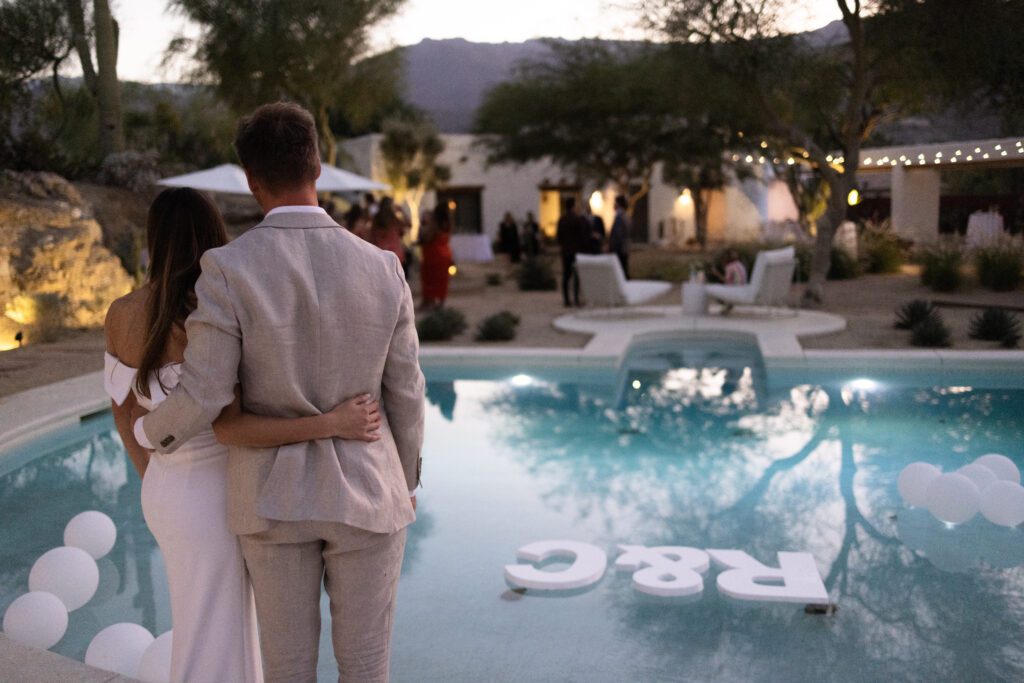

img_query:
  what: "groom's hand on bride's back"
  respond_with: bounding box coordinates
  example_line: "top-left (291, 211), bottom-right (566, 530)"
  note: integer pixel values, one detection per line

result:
top-left (326, 394), bottom-right (382, 442)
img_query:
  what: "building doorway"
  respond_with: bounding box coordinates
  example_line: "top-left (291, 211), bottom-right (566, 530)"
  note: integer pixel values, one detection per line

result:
top-left (437, 187), bottom-right (483, 234)
top-left (538, 185), bottom-right (581, 239)
top-left (629, 189), bottom-right (650, 243)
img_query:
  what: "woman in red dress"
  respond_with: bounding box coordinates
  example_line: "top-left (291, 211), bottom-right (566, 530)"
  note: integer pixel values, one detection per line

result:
top-left (370, 197), bottom-right (408, 268)
top-left (419, 204), bottom-right (453, 309)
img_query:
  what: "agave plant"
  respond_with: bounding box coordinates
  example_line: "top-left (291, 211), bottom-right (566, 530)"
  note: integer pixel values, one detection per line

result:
top-left (969, 307), bottom-right (1021, 341)
top-left (894, 299), bottom-right (936, 330)
top-left (910, 313), bottom-right (952, 348)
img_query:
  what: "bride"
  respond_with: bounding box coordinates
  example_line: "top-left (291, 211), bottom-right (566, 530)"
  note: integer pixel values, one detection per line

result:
top-left (104, 187), bottom-right (381, 682)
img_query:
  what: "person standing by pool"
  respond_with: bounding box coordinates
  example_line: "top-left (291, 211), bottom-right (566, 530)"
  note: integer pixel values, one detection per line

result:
top-left (608, 195), bottom-right (631, 278)
top-left (105, 187), bottom-right (383, 683)
top-left (557, 197), bottom-right (587, 307)
top-left (132, 103), bottom-right (425, 683)
top-left (371, 196), bottom-right (409, 275)
top-left (419, 203), bottom-right (454, 309)
top-left (522, 211), bottom-right (541, 257)
top-left (498, 211), bottom-right (522, 262)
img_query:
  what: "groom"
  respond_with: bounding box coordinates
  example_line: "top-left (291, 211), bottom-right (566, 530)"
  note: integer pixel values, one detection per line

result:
top-left (134, 102), bottom-right (424, 682)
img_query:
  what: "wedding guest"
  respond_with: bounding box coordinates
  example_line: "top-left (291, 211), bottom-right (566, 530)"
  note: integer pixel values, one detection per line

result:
top-left (522, 211), bottom-right (541, 257)
top-left (498, 211), bottom-right (522, 262)
top-left (556, 197), bottom-right (587, 307)
top-left (371, 197), bottom-right (407, 270)
top-left (419, 204), bottom-right (454, 309)
top-left (715, 249), bottom-right (748, 285)
top-left (608, 195), bottom-right (631, 278)
top-left (343, 205), bottom-right (371, 241)
top-left (582, 203), bottom-right (605, 254)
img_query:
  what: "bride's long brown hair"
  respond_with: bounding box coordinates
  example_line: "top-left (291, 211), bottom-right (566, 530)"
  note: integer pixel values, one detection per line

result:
top-left (135, 188), bottom-right (228, 397)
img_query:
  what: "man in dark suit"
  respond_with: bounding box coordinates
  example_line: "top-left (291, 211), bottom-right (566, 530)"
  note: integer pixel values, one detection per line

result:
top-left (556, 197), bottom-right (587, 307)
top-left (608, 194), bottom-right (631, 278)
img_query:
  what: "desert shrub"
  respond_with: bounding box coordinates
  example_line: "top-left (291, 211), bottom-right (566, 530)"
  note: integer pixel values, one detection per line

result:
top-left (894, 300), bottom-right (936, 329)
top-left (974, 242), bottom-right (1023, 291)
top-left (476, 311), bottom-right (520, 341)
top-left (28, 293), bottom-right (70, 343)
top-left (910, 313), bottom-right (952, 348)
top-left (1001, 331), bottom-right (1021, 349)
top-left (827, 247), bottom-right (860, 280)
top-left (969, 307), bottom-right (1021, 342)
top-left (97, 150), bottom-right (161, 192)
top-left (861, 222), bottom-right (904, 273)
top-left (416, 307), bottom-right (467, 342)
top-left (518, 256), bottom-right (557, 291)
top-left (485, 273), bottom-right (503, 286)
top-left (919, 244), bottom-right (963, 292)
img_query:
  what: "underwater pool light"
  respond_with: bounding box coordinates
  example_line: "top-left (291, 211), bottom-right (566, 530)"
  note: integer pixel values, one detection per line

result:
top-left (847, 378), bottom-right (879, 392)
top-left (509, 374), bottom-right (534, 388)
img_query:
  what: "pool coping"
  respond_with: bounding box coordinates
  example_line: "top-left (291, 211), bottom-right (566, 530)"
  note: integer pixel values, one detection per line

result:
top-left (1, 317), bottom-right (1024, 677)
top-left (0, 634), bottom-right (136, 682)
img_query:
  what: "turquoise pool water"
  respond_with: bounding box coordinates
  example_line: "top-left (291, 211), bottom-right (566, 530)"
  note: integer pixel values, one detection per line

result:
top-left (2, 340), bottom-right (1023, 682)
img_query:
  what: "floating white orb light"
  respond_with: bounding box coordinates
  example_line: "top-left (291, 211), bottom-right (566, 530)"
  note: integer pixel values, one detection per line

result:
top-left (897, 462), bottom-right (941, 507)
top-left (957, 464), bottom-right (998, 493)
top-left (64, 511), bottom-right (117, 560)
top-left (925, 473), bottom-right (980, 525)
top-left (2, 591), bottom-right (68, 650)
top-left (973, 453), bottom-right (1020, 484)
top-left (28, 547), bottom-right (99, 611)
top-left (979, 481), bottom-right (1024, 528)
top-left (137, 630), bottom-right (173, 683)
top-left (85, 623), bottom-right (154, 677)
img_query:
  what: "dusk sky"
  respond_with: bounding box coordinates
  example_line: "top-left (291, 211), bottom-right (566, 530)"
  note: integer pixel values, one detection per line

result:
top-left (114, 0), bottom-right (842, 83)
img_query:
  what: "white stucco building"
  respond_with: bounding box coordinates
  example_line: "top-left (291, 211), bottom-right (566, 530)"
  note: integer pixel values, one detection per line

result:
top-left (341, 133), bottom-right (799, 246)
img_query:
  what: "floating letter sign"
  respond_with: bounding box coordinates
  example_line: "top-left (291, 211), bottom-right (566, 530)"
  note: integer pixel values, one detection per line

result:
top-left (504, 540), bottom-right (608, 590)
top-left (506, 540), bottom-right (829, 605)
top-left (614, 545), bottom-right (709, 597)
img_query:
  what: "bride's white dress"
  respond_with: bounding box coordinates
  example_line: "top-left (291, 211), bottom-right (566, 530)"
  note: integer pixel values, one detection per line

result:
top-left (104, 352), bottom-right (263, 683)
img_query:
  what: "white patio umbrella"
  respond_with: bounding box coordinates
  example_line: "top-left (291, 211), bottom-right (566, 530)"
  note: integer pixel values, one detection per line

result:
top-left (157, 163), bottom-right (389, 195)
top-left (317, 164), bottom-right (390, 192)
top-left (157, 163), bottom-right (250, 195)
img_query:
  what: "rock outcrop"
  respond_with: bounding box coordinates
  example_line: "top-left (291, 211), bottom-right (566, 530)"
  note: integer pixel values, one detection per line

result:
top-left (0, 171), bottom-right (133, 344)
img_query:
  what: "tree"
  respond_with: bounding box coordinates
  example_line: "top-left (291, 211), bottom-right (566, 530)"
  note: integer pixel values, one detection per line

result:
top-left (67, 0), bottom-right (124, 155)
top-left (380, 113), bottom-right (450, 239)
top-left (169, 0), bottom-right (406, 165)
top-left (475, 41), bottom-right (690, 217)
top-left (640, 0), bottom-right (1023, 301)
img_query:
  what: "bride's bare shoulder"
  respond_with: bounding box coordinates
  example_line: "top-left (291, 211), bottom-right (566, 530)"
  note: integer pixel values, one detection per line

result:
top-left (105, 286), bottom-right (150, 357)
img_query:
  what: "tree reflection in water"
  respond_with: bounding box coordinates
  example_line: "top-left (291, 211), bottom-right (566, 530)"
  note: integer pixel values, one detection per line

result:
top-left (481, 351), bottom-right (1024, 681)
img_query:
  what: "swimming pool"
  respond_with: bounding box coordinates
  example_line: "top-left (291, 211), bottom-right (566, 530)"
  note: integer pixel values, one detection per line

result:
top-left (2, 338), bottom-right (1023, 682)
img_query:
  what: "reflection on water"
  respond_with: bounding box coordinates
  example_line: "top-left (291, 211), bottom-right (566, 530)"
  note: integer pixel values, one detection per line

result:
top-left (470, 342), bottom-right (1024, 682)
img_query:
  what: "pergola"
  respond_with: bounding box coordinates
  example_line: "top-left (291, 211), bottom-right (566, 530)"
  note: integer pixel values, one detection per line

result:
top-left (857, 136), bottom-right (1024, 242)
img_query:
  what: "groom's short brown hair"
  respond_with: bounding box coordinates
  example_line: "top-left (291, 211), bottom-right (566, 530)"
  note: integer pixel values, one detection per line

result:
top-left (234, 102), bottom-right (319, 192)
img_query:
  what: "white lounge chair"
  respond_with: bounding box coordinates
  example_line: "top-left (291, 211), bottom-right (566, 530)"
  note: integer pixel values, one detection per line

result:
top-left (575, 254), bottom-right (673, 307)
top-left (705, 247), bottom-right (797, 312)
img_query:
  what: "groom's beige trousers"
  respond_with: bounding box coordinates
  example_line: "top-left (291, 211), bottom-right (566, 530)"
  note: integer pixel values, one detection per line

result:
top-left (239, 521), bottom-right (407, 683)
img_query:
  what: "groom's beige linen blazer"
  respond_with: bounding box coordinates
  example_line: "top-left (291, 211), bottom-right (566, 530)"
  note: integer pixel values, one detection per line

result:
top-left (141, 209), bottom-right (423, 535)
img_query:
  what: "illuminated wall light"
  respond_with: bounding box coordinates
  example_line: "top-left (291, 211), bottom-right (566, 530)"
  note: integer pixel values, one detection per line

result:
top-left (847, 189), bottom-right (861, 206)
top-left (589, 190), bottom-right (604, 213)
top-left (676, 188), bottom-right (692, 206)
